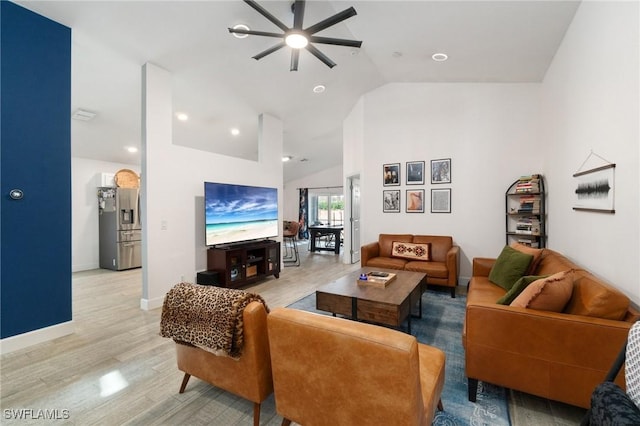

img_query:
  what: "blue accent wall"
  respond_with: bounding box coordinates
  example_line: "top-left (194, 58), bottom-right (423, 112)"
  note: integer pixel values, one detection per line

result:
top-left (1, 1), bottom-right (72, 338)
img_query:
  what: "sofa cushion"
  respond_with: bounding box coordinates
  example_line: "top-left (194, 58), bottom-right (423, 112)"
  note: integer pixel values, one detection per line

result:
top-left (404, 260), bottom-right (448, 278)
top-left (413, 235), bottom-right (452, 262)
top-left (366, 256), bottom-right (408, 270)
top-left (496, 275), bottom-right (547, 305)
top-left (488, 245), bottom-right (534, 290)
top-left (563, 273), bottom-right (630, 320)
top-left (535, 249), bottom-right (576, 276)
top-left (510, 242), bottom-right (544, 275)
top-left (378, 234), bottom-right (414, 257)
top-left (391, 241), bottom-right (431, 261)
top-left (510, 270), bottom-right (575, 312)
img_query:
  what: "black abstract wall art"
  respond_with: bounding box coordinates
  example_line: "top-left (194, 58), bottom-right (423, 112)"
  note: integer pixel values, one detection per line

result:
top-left (572, 164), bottom-right (616, 213)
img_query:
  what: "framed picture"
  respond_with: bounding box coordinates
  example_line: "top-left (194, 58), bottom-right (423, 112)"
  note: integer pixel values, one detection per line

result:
top-left (431, 188), bottom-right (451, 213)
top-left (383, 163), bottom-right (400, 186)
top-left (383, 190), bottom-right (400, 213)
top-left (572, 164), bottom-right (616, 213)
top-left (406, 189), bottom-right (425, 213)
top-left (406, 161), bottom-right (425, 185)
top-left (431, 158), bottom-right (451, 184)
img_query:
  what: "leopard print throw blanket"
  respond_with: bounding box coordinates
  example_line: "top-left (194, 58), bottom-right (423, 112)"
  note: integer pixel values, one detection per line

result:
top-left (160, 282), bottom-right (268, 359)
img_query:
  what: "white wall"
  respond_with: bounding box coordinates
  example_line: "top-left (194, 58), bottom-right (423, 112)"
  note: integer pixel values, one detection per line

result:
top-left (141, 63), bottom-right (283, 310)
top-left (345, 83), bottom-right (543, 280)
top-left (541, 1), bottom-right (639, 304)
top-left (71, 157), bottom-right (139, 271)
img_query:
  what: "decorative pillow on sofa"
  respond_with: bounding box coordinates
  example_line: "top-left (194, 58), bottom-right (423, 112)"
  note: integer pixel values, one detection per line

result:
top-left (488, 245), bottom-right (533, 290)
top-left (510, 242), bottom-right (544, 275)
top-left (391, 241), bottom-right (430, 261)
top-left (510, 270), bottom-right (575, 312)
top-left (496, 275), bottom-right (548, 305)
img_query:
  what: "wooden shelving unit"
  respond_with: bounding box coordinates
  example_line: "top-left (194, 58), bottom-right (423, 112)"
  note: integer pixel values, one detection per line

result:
top-left (505, 174), bottom-right (546, 248)
top-left (206, 239), bottom-right (280, 289)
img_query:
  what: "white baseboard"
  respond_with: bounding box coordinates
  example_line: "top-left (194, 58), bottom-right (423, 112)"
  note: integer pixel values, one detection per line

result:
top-left (140, 296), bottom-right (163, 311)
top-left (0, 321), bottom-right (74, 354)
top-left (72, 262), bottom-right (99, 272)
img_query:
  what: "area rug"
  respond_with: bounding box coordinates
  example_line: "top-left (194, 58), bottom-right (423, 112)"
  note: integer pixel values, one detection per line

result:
top-left (287, 288), bottom-right (511, 426)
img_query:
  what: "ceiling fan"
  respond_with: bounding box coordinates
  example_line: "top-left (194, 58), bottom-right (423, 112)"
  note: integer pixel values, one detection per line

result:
top-left (228, 0), bottom-right (362, 71)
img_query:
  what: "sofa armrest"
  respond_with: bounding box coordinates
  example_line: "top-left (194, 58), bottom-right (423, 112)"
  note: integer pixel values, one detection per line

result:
top-left (472, 257), bottom-right (496, 277)
top-left (446, 245), bottom-right (460, 286)
top-left (464, 302), bottom-right (631, 406)
top-left (360, 242), bottom-right (380, 267)
top-left (465, 302), bottom-right (632, 365)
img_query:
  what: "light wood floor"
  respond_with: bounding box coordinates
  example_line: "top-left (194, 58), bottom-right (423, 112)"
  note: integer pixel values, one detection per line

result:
top-left (1, 242), bottom-right (586, 425)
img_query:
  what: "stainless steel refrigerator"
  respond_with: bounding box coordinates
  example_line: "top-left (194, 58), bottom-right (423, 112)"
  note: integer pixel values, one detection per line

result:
top-left (98, 187), bottom-right (141, 270)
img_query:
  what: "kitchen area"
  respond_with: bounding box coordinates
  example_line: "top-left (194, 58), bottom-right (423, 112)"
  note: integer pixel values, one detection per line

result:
top-left (97, 169), bottom-right (142, 271)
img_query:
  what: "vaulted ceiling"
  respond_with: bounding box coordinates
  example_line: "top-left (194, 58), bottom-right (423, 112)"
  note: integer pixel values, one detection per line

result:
top-left (17, 1), bottom-right (580, 182)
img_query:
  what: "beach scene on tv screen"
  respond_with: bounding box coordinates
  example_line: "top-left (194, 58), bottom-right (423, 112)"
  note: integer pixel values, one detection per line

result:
top-left (205, 183), bottom-right (278, 245)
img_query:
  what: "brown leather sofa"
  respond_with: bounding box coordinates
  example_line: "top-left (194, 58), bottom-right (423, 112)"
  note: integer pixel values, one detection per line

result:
top-left (267, 307), bottom-right (446, 426)
top-left (464, 248), bottom-right (640, 408)
top-left (361, 234), bottom-right (460, 297)
top-left (175, 301), bottom-right (273, 426)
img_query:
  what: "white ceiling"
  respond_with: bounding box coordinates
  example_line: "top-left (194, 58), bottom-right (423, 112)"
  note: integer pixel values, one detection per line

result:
top-left (17, 0), bottom-right (580, 182)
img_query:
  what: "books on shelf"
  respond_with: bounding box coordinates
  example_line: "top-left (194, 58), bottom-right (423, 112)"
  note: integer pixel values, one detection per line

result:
top-left (514, 174), bottom-right (541, 194)
top-left (517, 195), bottom-right (541, 213)
top-left (507, 174), bottom-right (545, 249)
top-left (516, 238), bottom-right (540, 248)
top-left (515, 216), bottom-right (540, 235)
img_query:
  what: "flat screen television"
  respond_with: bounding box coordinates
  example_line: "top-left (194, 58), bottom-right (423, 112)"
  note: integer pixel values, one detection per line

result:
top-left (205, 181), bottom-right (278, 246)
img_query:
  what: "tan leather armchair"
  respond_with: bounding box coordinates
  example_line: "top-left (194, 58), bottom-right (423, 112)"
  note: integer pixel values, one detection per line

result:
top-left (175, 301), bottom-right (273, 426)
top-left (267, 307), bottom-right (446, 426)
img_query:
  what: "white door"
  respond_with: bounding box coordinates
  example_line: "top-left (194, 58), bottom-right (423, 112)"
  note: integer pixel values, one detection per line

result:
top-left (349, 176), bottom-right (361, 264)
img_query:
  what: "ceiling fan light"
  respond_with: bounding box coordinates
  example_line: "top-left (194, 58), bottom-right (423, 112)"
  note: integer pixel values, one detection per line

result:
top-left (232, 24), bottom-right (250, 38)
top-left (285, 33), bottom-right (308, 49)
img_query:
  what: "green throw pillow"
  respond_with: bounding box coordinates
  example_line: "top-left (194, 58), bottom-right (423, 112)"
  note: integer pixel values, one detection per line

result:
top-left (497, 275), bottom-right (548, 305)
top-left (488, 245), bottom-right (534, 291)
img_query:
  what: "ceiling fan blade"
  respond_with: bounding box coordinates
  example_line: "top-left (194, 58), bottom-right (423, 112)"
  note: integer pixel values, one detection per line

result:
top-left (243, 0), bottom-right (289, 32)
top-left (290, 49), bottom-right (300, 71)
top-left (305, 7), bottom-right (357, 35)
top-left (292, 0), bottom-right (305, 30)
top-left (252, 42), bottom-right (286, 60)
top-left (305, 44), bottom-right (336, 69)
top-left (309, 36), bottom-right (362, 48)
top-left (228, 28), bottom-right (284, 39)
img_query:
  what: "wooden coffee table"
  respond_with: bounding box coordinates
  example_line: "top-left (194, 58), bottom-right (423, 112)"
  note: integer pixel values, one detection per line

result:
top-left (315, 267), bottom-right (426, 334)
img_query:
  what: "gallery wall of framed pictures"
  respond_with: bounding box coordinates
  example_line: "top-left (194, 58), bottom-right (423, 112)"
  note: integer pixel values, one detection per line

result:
top-left (382, 158), bottom-right (452, 213)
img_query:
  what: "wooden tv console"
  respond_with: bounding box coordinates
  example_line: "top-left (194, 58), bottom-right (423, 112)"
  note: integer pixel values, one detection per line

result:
top-left (206, 239), bottom-right (280, 289)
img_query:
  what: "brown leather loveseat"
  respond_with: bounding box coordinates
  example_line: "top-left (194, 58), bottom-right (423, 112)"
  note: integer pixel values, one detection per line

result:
top-left (464, 247), bottom-right (639, 408)
top-left (361, 234), bottom-right (460, 297)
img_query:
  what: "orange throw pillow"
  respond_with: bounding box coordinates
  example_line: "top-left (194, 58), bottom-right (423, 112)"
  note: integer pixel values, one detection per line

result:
top-left (510, 270), bottom-right (575, 312)
top-left (510, 242), bottom-right (544, 275)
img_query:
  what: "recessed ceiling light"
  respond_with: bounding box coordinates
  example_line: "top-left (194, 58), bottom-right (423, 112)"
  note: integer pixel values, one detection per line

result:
top-left (126, 146), bottom-right (138, 153)
top-left (232, 24), bottom-right (250, 38)
top-left (230, 128), bottom-right (240, 136)
top-left (313, 85), bottom-right (325, 94)
top-left (432, 53), bottom-right (448, 62)
top-left (176, 112), bottom-right (189, 121)
top-left (282, 156), bottom-right (293, 162)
